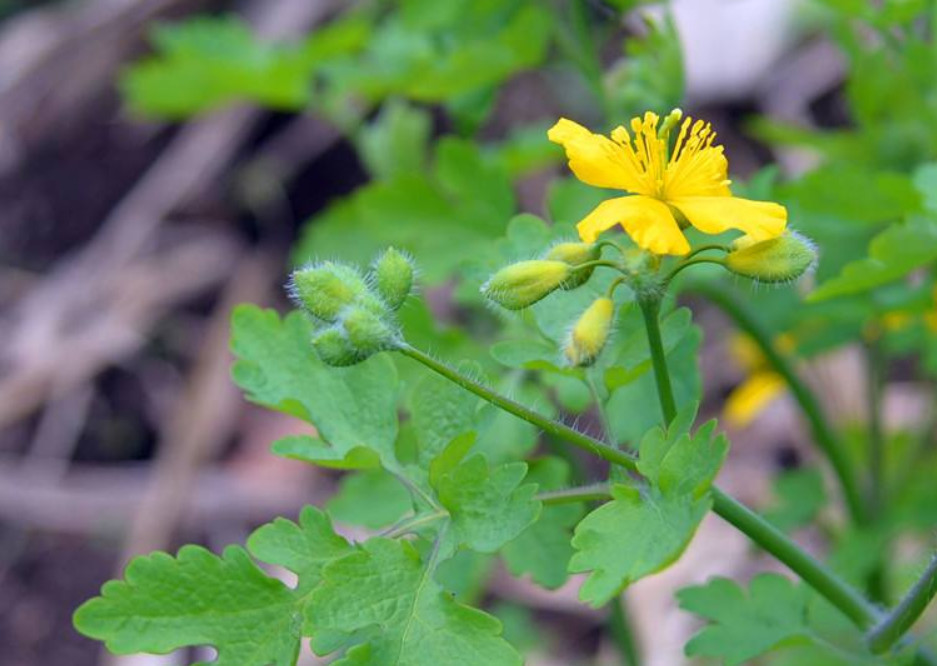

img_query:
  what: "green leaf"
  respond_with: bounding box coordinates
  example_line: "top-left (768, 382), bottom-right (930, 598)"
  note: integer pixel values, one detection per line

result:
top-left (307, 538), bottom-right (521, 665)
top-left (570, 484), bottom-right (711, 606)
top-left (636, 412), bottom-right (728, 499)
top-left (435, 455), bottom-right (540, 554)
top-left (913, 162), bottom-right (937, 213)
top-left (764, 468), bottom-right (827, 532)
top-left (809, 217), bottom-right (937, 301)
top-left (247, 506), bottom-right (353, 596)
top-left (409, 365), bottom-right (478, 466)
top-left (295, 139), bottom-right (514, 286)
top-left (604, 13), bottom-right (684, 118)
top-left (74, 546), bottom-right (300, 665)
top-left (607, 322), bottom-right (703, 443)
top-left (501, 458), bottom-right (584, 589)
top-left (570, 410), bottom-right (726, 606)
top-left (780, 165), bottom-right (921, 225)
top-left (231, 306), bottom-right (399, 468)
top-left (678, 574), bottom-right (812, 665)
top-left (326, 469), bottom-right (414, 529)
top-left (122, 15), bottom-right (367, 118)
top-left (356, 99), bottom-right (432, 179)
top-left (605, 306), bottom-right (693, 391)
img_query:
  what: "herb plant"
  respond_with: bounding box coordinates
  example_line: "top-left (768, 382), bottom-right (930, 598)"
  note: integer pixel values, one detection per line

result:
top-left (73, 1), bottom-right (937, 664)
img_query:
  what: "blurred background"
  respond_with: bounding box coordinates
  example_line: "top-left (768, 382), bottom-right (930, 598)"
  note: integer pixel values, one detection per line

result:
top-left (1, 0), bottom-right (930, 664)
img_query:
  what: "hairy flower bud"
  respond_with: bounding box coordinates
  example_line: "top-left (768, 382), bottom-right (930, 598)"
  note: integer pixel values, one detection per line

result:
top-left (544, 242), bottom-right (601, 289)
top-left (289, 263), bottom-right (369, 322)
top-left (342, 306), bottom-right (397, 356)
top-left (725, 232), bottom-right (817, 283)
top-left (371, 247), bottom-right (414, 310)
top-left (564, 297), bottom-right (615, 366)
top-left (482, 260), bottom-right (572, 310)
top-left (311, 327), bottom-right (359, 367)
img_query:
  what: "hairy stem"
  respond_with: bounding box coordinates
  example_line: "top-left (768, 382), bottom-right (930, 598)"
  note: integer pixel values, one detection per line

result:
top-left (398, 344), bottom-right (892, 637)
top-left (868, 553), bottom-right (937, 654)
top-left (689, 283), bottom-right (867, 525)
top-left (398, 345), bottom-right (638, 473)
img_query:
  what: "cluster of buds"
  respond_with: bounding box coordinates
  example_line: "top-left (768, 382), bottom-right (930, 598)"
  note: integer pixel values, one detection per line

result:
top-left (481, 230), bottom-right (817, 369)
top-left (289, 248), bottom-right (415, 366)
top-left (482, 241), bottom-right (616, 368)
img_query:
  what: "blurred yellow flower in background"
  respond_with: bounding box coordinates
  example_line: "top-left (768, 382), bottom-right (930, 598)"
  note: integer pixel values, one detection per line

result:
top-left (724, 333), bottom-right (795, 428)
top-left (548, 110), bottom-right (787, 255)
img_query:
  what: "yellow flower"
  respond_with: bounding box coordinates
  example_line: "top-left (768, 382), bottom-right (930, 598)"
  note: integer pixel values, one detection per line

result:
top-left (723, 333), bottom-right (794, 428)
top-left (548, 110), bottom-right (788, 255)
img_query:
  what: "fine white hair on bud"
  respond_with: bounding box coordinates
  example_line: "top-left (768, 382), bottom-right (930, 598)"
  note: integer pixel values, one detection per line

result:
top-left (725, 231), bottom-right (817, 284)
top-left (482, 260), bottom-right (572, 310)
top-left (370, 246), bottom-right (415, 310)
top-left (543, 241), bottom-right (601, 290)
top-left (564, 297), bottom-right (615, 367)
top-left (289, 250), bottom-right (413, 366)
top-left (289, 262), bottom-right (370, 322)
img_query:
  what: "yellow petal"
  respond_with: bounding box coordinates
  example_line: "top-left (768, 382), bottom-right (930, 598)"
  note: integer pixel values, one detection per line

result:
top-left (548, 118), bottom-right (638, 191)
top-left (724, 372), bottom-right (786, 428)
top-left (576, 195), bottom-right (690, 255)
top-left (670, 196), bottom-right (787, 242)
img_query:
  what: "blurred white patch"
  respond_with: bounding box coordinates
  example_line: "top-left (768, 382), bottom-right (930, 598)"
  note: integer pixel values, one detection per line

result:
top-left (670, 0), bottom-right (798, 102)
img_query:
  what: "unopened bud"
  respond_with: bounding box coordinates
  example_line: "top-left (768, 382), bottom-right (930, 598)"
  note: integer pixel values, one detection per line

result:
top-left (342, 306), bottom-right (397, 355)
top-left (544, 242), bottom-right (601, 289)
top-left (371, 247), bottom-right (414, 310)
top-left (311, 327), bottom-right (359, 367)
top-left (482, 260), bottom-right (572, 310)
top-left (725, 232), bottom-right (816, 284)
top-left (290, 263), bottom-right (369, 322)
top-left (564, 297), bottom-right (615, 366)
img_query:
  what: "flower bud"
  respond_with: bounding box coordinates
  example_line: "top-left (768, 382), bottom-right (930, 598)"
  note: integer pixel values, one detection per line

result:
top-left (342, 306), bottom-right (397, 355)
top-left (564, 297), bottom-right (615, 366)
top-left (544, 242), bottom-right (601, 289)
top-left (725, 232), bottom-right (816, 284)
top-left (311, 327), bottom-right (359, 367)
top-left (371, 247), bottom-right (414, 310)
top-left (289, 263), bottom-right (369, 322)
top-left (482, 260), bottom-right (572, 310)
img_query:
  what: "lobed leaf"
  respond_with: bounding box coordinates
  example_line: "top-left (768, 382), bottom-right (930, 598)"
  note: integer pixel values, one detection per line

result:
top-left (501, 457), bottom-right (584, 589)
top-left (230, 306), bottom-right (399, 468)
top-left (678, 574), bottom-right (812, 665)
top-left (74, 546), bottom-right (301, 666)
top-left (307, 538), bottom-right (521, 665)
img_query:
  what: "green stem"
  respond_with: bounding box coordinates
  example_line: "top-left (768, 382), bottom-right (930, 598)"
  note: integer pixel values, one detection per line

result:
top-left (572, 259), bottom-right (627, 274)
top-left (864, 338), bottom-right (889, 603)
top-left (710, 488), bottom-right (878, 627)
top-left (865, 339), bottom-right (886, 516)
top-left (691, 283), bottom-right (867, 525)
top-left (665, 257), bottom-right (727, 284)
top-left (610, 594), bottom-right (641, 666)
top-left (868, 553), bottom-right (937, 654)
top-left (538, 483), bottom-right (611, 505)
top-left (638, 297), bottom-right (677, 422)
top-left (398, 343), bottom-right (937, 664)
top-left (397, 345), bottom-right (638, 473)
top-left (684, 244), bottom-right (730, 259)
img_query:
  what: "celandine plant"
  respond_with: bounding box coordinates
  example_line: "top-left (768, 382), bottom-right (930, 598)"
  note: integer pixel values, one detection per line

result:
top-left (74, 112), bottom-right (937, 666)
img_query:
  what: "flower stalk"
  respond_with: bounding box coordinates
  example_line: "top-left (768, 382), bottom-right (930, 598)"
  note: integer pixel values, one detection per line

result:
top-left (397, 342), bottom-right (908, 646)
top-left (868, 553), bottom-right (937, 654)
top-left (689, 282), bottom-right (867, 525)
